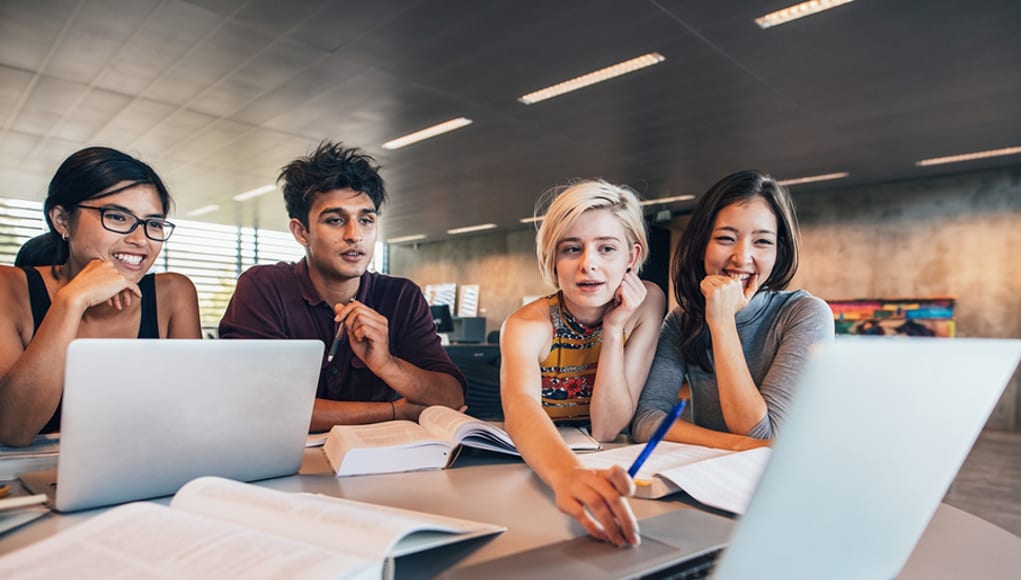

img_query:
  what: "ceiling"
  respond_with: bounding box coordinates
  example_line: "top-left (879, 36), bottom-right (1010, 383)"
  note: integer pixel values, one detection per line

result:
top-left (1, 0), bottom-right (1020, 243)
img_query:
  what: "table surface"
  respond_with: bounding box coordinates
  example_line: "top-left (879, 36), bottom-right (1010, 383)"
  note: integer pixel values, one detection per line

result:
top-left (2, 447), bottom-right (1020, 579)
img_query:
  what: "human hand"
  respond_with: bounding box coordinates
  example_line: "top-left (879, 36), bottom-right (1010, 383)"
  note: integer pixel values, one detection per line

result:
top-left (60, 259), bottom-right (142, 312)
top-left (602, 269), bottom-right (646, 333)
top-left (552, 465), bottom-right (640, 547)
top-left (334, 300), bottom-right (394, 372)
top-left (700, 273), bottom-right (760, 324)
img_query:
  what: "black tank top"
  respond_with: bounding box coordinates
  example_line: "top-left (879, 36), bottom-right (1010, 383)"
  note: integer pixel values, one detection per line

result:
top-left (21, 266), bottom-right (160, 433)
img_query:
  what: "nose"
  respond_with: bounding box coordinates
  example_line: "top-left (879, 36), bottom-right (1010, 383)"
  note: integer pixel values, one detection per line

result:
top-left (343, 220), bottom-right (362, 242)
top-left (731, 240), bottom-right (753, 264)
top-left (125, 223), bottom-right (148, 245)
top-left (580, 248), bottom-right (598, 272)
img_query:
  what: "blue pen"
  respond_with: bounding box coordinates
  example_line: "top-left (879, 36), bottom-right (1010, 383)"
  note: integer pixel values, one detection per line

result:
top-left (628, 399), bottom-right (687, 478)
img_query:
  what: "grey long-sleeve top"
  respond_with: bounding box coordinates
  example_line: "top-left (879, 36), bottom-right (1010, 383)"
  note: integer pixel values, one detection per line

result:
top-left (632, 289), bottom-right (834, 442)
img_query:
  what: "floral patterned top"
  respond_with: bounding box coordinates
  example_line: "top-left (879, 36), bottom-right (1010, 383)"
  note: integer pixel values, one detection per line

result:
top-left (539, 292), bottom-right (604, 423)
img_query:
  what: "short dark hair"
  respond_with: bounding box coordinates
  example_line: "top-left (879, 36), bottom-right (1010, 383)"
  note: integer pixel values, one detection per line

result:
top-left (279, 141), bottom-right (386, 227)
top-left (19, 146), bottom-right (173, 267)
top-left (672, 169), bottom-right (800, 371)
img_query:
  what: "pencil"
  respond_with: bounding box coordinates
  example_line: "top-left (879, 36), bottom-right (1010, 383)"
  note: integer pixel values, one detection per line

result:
top-left (627, 399), bottom-right (687, 478)
top-left (327, 298), bottom-right (356, 363)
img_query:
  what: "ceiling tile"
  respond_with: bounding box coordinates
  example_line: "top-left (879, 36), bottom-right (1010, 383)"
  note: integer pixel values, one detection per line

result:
top-left (143, 20), bottom-right (275, 106)
top-left (0, 0), bottom-right (77, 71)
top-left (95, 0), bottom-right (225, 95)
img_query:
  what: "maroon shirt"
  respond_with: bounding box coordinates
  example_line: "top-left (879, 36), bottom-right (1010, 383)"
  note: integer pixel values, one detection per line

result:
top-left (218, 259), bottom-right (467, 402)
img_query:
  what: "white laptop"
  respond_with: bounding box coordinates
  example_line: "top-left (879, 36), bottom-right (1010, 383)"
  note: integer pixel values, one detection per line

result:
top-left (441, 337), bottom-right (1021, 579)
top-left (20, 339), bottom-right (323, 513)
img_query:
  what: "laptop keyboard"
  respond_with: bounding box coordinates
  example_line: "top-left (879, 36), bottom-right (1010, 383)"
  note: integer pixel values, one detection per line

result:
top-left (641, 548), bottom-right (722, 579)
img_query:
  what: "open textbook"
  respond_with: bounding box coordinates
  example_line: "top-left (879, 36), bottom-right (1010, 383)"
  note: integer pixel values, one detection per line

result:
top-left (324, 405), bottom-right (601, 477)
top-left (578, 442), bottom-right (772, 514)
top-left (0, 476), bottom-right (504, 580)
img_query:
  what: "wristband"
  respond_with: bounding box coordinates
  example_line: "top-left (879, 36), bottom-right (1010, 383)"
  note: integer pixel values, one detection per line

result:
top-left (390, 400), bottom-right (396, 421)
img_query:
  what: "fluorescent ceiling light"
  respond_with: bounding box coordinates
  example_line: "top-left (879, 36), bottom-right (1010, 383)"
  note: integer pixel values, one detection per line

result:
top-left (186, 204), bottom-right (220, 217)
top-left (915, 145), bottom-right (1021, 167)
top-left (518, 52), bottom-right (666, 105)
top-left (382, 118), bottom-right (473, 150)
top-left (233, 184), bottom-right (277, 202)
top-left (447, 223), bottom-right (497, 235)
top-left (755, 0), bottom-right (855, 29)
top-left (640, 194), bottom-right (694, 206)
top-left (777, 172), bottom-right (850, 186)
top-left (519, 215), bottom-right (544, 224)
top-left (387, 234), bottom-right (427, 244)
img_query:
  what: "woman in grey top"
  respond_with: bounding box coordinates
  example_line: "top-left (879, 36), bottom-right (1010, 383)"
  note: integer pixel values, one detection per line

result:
top-left (632, 170), bottom-right (834, 450)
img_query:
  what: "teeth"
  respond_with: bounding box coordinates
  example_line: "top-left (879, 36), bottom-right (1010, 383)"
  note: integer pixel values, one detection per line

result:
top-left (114, 253), bottom-right (143, 265)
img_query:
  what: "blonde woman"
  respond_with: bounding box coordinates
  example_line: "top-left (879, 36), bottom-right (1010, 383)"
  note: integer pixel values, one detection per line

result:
top-left (501, 179), bottom-right (666, 547)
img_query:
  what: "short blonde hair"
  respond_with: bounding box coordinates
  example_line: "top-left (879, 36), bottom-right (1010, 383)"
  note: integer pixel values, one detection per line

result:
top-left (534, 179), bottom-right (648, 289)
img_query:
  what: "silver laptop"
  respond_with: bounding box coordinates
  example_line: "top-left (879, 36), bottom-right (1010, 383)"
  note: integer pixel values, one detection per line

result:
top-left (442, 337), bottom-right (1021, 579)
top-left (21, 338), bottom-right (322, 513)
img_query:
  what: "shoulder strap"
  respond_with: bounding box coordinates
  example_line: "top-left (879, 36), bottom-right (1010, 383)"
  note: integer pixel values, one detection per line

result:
top-left (20, 266), bottom-right (50, 332)
top-left (138, 273), bottom-right (159, 338)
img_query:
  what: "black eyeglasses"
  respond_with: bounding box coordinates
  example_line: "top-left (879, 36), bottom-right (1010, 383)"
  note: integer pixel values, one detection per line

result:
top-left (76, 205), bottom-right (176, 242)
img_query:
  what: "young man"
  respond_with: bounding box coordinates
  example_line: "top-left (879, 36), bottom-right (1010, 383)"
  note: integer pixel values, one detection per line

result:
top-left (219, 142), bottom-right (466, 432)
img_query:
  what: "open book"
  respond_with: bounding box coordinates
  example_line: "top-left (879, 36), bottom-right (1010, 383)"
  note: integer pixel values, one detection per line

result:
top-left (0, 476), bottom-right (504, 579)
top-left (578, 442), bottom-right (772, 514)
top-left (324, 406), bottom-right (601, 477)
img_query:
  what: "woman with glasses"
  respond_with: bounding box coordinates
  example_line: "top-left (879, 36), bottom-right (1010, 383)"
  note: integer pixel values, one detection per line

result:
top-left (0, 146), bottom-right (201, 446)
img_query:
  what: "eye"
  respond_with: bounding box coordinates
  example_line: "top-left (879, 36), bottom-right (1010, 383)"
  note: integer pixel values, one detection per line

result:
top-left (599, 244), bottom-right (617, 254)
top-left (359, 217), bottom-right (375, 226)
top-left (755, 237), bottom-right (775, 246)
top-left (325, 217), bottom-right (343, 225)
top-left (105, 211), bottom-right (130, 223)
top-left (559, 245), bottom-right (581, 255)
top-left (713, 235), bottom-right (735, 244)
top-left (147, 220), bottom-right (166, 232)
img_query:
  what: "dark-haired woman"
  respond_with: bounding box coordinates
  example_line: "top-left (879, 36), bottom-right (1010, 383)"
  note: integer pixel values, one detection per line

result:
top-left (632, 170), bottom-right (833, 451)
top-left (0, 147), bottom-right (201, 446)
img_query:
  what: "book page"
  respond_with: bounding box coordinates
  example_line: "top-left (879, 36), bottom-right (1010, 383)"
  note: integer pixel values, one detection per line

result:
top-left (578, 442), bottom-right (730, 481)
top-left (420, 406), bottom-right (518, 455)
top-left (329, 419), bottom-right (437, 449)
top-left (0, 502), bottom-right (380, 579)
top-left (171, 477), bottom-right (503, 560)
top-left (556, 426), bottom-right (601, 451)
top-left (655, 447), bottom-right (771, 514)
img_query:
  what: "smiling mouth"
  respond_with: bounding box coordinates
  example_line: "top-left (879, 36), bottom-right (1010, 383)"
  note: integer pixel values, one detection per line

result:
top-left (113, 253), bottom-right (144, 266)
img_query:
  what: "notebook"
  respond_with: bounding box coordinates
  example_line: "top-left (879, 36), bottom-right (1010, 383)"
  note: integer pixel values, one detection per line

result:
top-left (441, 337), bottom-right (1021, 580)
top-left (20, 338), bottom-right (323, 513)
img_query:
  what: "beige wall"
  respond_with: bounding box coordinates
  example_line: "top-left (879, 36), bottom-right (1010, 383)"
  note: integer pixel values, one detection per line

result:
top-left (390, 166), bottom-right (1021, 430)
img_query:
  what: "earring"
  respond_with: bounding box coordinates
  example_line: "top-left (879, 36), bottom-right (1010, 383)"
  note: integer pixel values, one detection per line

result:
top-left (61, 232), bottom-right (68, 242)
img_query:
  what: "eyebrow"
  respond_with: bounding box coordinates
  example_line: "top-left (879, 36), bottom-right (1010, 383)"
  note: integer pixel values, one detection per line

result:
top-left (559, 235), bottom-right (622, 244)
top-left (98, 203), bottom-right (166, 219)
top-left (712, 225), bottom-right (776, 235)
top-left (319, 207), bottom-right (377, 218)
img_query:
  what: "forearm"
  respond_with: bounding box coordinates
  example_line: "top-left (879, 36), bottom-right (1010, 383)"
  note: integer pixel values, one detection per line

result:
top-left (0, 296), bottom-right (85, 445)
top-left (589, 332), bottom-right (635, 441)
top-left (708, 320), bottom-right (767, 434)
top-left (309, 398), bottom-right (398, 432)
top-left (504, 395), bottom-right (582, 488)
top-left (665, 419), bottom-right (770, 451)
top-left (372, 357), bottom-right (464, 409)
